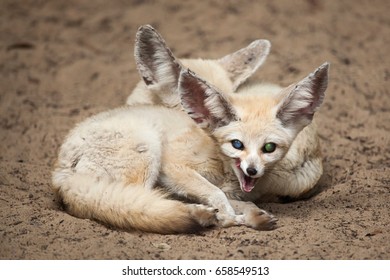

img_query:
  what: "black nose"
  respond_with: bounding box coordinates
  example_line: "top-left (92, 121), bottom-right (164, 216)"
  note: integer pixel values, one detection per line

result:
top-left (246, 167), bottom-right (257, 176)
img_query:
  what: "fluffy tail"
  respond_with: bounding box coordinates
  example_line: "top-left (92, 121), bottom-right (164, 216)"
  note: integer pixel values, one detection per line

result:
top-left (52, 172), bottom-right (211, 234)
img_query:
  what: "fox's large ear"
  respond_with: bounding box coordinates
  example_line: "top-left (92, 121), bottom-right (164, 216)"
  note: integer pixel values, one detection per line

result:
top-left (218, 40), bottom-right (271, 91)
top-left (135, 25), bottom-right (182, 88)
top-left (178, 69), bottom-right (238, 130)
top-left (276, 62), bottom-right (329, 130)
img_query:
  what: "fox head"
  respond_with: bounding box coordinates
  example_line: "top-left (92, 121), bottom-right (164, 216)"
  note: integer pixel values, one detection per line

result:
top-left (178, 63), bottom-right (329, 193)
top-left (134, 24), bottom-right (271, 95)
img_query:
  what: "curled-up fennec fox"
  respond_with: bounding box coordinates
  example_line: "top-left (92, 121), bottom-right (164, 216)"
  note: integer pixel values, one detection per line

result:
top-left (128, 25), bottom-right (328, 202)
top-left (52, 62), bottom-right (329, 234)
top-left (126, 25), bottom-right (271, 107)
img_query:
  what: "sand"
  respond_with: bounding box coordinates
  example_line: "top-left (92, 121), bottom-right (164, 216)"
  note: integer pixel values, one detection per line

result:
top-left (0, 0), bottom-right (389, 259)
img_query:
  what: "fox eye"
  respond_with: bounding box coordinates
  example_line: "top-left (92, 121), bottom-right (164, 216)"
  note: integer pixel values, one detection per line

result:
top-left (231, 139), bottom-right (244, 150)
top-left (263, 142), bottom-right (276, 153)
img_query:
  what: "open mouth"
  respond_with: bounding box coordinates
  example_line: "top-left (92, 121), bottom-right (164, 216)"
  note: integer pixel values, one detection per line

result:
top-left (233, 159), bottom-right (257, 193)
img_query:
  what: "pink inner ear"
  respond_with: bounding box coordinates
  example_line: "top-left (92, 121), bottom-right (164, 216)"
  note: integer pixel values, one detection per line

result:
top-left (191, 116), bottom-right (205, 124)
top-left (180, 72), bottom-right (212, 123)
top-left (179, 70), bottom-right (238, 129)
top-left (298, 107), bottom-right (315, 120)
top-left (298, 95), bottom-right (317, 117)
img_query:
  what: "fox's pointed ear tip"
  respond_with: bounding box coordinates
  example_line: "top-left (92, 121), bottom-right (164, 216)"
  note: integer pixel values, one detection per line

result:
top-left (178, 69), bottom-right (192, 83)
top-left (179, 68), bottom-right (189, 76)
top-left (251, 39), bottom-right (271, 49)
top-left (313, 62), bottom-right (330, 76)
top-left (320, 62), bottom-right (330, 71)
top-left (136, 25), bottom-right (146, 33)
top-left (179, 69), bottom-right (209, 90)
top-left (137, 24), bottom-right (156, 33)
top-left (136, 25), bottom-right (157, 38)
top-left (262, 39), bottom-right (272, 48)
top-left (138, 24), bottom-right (154, 31)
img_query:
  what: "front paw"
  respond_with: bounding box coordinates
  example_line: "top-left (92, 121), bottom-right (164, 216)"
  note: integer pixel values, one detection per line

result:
top-left (189, 204), bottom-right (219, 227)
top-left (215, 212), bottom-right (238, 228)
top-left (245, 209), bottom-right (277, 231)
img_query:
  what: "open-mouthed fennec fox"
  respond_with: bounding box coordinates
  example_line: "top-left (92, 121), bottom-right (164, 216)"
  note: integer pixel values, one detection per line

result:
top-left (127, 25), bottom-right (328, 202)
top-left (52, 60), bottom-right (329, 233)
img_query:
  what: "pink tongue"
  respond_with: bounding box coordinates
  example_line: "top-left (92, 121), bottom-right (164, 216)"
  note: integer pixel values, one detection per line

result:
top-left (243, 176), bottom-right (255, 192)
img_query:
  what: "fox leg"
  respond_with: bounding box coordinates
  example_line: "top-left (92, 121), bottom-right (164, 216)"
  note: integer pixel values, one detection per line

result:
top-left (228, 199), bottom-right (277, 230)
top-left (160, 166), bottom-right (246, 227)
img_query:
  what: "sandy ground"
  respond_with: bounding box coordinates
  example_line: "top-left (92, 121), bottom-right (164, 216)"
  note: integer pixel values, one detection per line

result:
top-left (0, 0), bottom-right (389, 260)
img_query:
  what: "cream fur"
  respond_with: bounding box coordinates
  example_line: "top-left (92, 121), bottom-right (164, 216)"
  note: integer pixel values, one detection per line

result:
top-left (53, 104), bottom-right (277, 233)
top-left (53, 25), bottom-right (329, 233)
top-left (53, 62), bottom-right (328, 233)
top-left (127, 25), bottom-right (329, 202)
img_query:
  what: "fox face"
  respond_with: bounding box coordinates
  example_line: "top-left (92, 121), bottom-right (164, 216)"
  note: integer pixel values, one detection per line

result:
top-left (179, 63), bottom-right (329, 194)
top-left (215, 114), bottom-right (293, 192)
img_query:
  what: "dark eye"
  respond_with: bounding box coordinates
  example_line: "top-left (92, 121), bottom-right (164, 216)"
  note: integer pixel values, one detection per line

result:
top-left (263, 142), bottom-right (276, 153)
top-left (231, 139), bottom-right (244, 150)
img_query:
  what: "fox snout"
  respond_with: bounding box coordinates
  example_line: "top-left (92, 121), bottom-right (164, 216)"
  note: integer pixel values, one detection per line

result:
top-left (239, 159), bottom-right (264, 178)
top-left (246, 167), bottom-right (258, 176)
top-left (233, 158), bottom-right (263, 193)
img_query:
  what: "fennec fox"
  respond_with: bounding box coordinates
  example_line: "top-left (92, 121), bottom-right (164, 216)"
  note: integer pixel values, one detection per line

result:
top-left (126, 25), bottom-right (271, 108)
top-left (52, 62), bottom-right (329, 234)
top-left (128, 25), bottom-right (328, 202)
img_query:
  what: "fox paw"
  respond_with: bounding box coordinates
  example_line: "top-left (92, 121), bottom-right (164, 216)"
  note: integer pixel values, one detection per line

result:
top-left (188, 204), bottom-right (219, 227)
top-left (216, 213), bottom-right (239, 228)
top-left (245, 209), bottom-right (277, 231)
